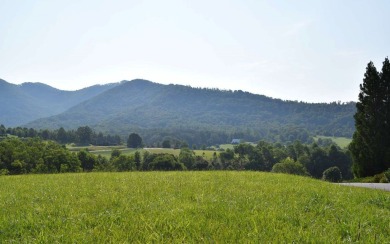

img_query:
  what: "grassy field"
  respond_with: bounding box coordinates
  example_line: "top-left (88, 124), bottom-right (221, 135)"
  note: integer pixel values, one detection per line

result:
top-left (0, 172), bottom-right (389, 243)
top-left (69, 146), bottom-right (219, 160)
top-left (314, 136), bottom-right (352, 148)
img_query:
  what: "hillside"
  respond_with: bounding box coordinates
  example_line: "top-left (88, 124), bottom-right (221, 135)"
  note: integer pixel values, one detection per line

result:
top-left (25, 79), bottom-right (356, 140)
top-left (0, 79), bottom-right (117, 126)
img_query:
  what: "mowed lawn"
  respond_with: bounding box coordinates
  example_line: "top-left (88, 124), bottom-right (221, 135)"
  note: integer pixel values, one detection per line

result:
top-left (0, 172), bottom-right (389, 243)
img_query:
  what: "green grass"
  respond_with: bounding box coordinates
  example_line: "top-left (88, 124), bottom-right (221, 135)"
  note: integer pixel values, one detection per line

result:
top-left (79, 147), bottom-right (219, 160)
top-left (219, 144), bottom-right (234, 150)
top-left (67, 145), bottom-right (126, 152)
top-left (0, 172), bottom-right (389, 242)
top-left (314, 136), bottom-right (352, 148)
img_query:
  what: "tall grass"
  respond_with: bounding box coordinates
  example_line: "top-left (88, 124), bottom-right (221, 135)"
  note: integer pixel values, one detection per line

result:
top-left (0, 172), bottom-right (389, 242)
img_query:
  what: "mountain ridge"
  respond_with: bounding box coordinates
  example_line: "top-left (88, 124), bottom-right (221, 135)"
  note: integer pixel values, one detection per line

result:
top-left (22, 79), bottom-right (356, 140)
top-left (0, 79), bottom-right (118, 126)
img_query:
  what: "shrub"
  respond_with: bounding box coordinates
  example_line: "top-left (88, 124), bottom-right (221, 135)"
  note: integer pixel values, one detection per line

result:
top-left (271, 158), bottom-right (309, 176)
top-left (380, 169), bottom-right (390, 183)
top-left (384, 169), bottom-right (390, 181)
top-left (322, 166), bottom-right (342, 182)
top-left (0, 168), bottom-right (9, 176)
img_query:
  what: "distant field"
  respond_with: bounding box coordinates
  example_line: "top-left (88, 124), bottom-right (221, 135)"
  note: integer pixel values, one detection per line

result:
top-left (0, 172), bottom-right (389, 242)
top-left (314, 136), bottom-right (352, 148)
top-left (68, 146), bottom-right (219, 160)
top-left (219, 142), bottom-right (256, 150)
top-left (219, 144), bottom-right (234, 150)
top-left (67, 145), bottom-right (126, 152)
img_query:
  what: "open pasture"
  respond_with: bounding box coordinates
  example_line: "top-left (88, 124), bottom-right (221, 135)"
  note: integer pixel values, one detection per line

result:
top-left (0, 171), bottom-right (389, 243)
top-left (70, 146), bottom-right (219, 160)
top-left (314, 136), bottom-right (352, 148)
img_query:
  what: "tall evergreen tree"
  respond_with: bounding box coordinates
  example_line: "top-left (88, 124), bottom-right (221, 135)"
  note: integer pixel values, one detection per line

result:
top-left (349, 60), bottom-right (390, 177)
top-left (380, 57), bottom-right (390, 168)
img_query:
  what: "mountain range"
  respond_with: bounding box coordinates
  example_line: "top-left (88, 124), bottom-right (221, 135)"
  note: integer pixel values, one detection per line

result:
top-left (1, 78), bottom-right (356, 141)
top-left (0, 79), bottom-right (117, 126)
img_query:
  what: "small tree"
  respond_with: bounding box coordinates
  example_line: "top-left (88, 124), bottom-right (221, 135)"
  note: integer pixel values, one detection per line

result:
top-left (322, 166), bottom-right (342, 182)
top-left (127, 133), bottom-right (143, 148)
top-left (76, 126), bottom-right (93, 145)
top-left (134, 151), bottom-right (142, 170)
top-left (179, 147), bottom-right (195, 169)
top-left (162, 140), bottom-right (171, 148)
top-left (271, 157), bottom-right (308, 176)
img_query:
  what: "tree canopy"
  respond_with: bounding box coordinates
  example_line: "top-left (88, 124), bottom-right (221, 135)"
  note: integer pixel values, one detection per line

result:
top-left (127, 133), bottom-right (143, 148)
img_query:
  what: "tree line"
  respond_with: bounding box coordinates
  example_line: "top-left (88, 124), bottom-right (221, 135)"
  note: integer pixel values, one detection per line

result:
top-left (1, 124), bottom-right (317, 148)
top-left (0, 125), bottom-right (121, 146)
top-left (0, 137), bottom-right (352, 182)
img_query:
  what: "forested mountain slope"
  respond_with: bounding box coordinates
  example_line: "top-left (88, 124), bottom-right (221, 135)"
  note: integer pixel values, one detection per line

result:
top-left (25, 79), bottom-right (356, 138)
top-left (0, 79), bottom-right (117, 126)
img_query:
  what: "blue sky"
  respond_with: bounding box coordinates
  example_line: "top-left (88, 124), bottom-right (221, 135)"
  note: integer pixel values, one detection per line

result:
top-left (1, 0), bottom-right (389, 102)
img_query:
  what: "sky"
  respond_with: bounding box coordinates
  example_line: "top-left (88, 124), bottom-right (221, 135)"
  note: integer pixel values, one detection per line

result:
top-left (1, 0), bottom-right (389, 103)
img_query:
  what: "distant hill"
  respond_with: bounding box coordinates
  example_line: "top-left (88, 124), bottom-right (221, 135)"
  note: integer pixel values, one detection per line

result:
top-left (24, 79), bottom-right (356, 139)
top-left (0, 79), bottom-right (117, 126)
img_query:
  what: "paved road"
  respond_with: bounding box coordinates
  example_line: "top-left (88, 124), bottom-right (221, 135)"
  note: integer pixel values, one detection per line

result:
top-left (339, 183), bottom-right (390, 192)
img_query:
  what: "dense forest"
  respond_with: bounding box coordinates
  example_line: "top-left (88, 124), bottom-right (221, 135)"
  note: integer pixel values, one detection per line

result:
top-left (25, 80), bottom-right (355, 139)
top-left (1, 79), bottom-right (355, 145)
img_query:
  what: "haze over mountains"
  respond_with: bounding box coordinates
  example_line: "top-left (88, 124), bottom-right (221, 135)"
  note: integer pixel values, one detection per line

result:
top-left (0, 79), bottom-right (117, 126)
top-left (1, 78), bottom-right (356, 141)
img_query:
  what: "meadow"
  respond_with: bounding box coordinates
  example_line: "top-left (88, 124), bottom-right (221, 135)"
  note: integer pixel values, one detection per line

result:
top-left (0, 172), bottom-right (389, 243)
top-left (69, 145), bottom-right (219, 160)
top-left (314, 136), bottom-right (352, 148)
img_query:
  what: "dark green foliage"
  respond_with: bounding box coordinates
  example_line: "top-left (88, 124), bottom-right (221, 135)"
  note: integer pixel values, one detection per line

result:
top-left (77, 150), bottom-right (98, 172)
top-left (0, 124), bottom-right (6, 136)
top-left (56, 127), bottom-right (67, 144)
top-left (377, 169), bottom-right (390, 183)
top-left (328, 145), bottom-right (353, 179)
top-left (217, 141), bottom-right (352, 179)
top-left (134, 151), bottom-right (142, 170)
top-left (162, 140), bottom-right (171, 148)
top-left (127, 133), bottom-right (143, 148)
top-left (193, 156), bottom-right (210, 170)
top-left (271, 158), bottom-right (308, 176)
top-left (3, 126), bottom-right (121, 146)
top-left (112, 155), bottom-right (135, 171)
top-left (76, 126), bottom-right (93, 145)
top-left (304, 144), bottom-right (332, 178)
top-left (0, 138), bottom-right (81, 174)
top-left (110, 149), bottom-right (121, 159)
top-left (149, 154), bottom-right (185, 171)
top-left (0, 136), bottom-right (354, 176)
top-left (350, 58), bottom-right (390, 177)
top-left (219, 148), bottom-right (235, 166)
top-left (322, 166), bottom-right (342, 182)
top-left (179, 147), bottom-right (195, 169)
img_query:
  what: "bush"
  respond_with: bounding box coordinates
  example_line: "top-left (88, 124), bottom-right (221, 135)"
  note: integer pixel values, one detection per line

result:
top-left (322, 166), bottom-right (342, 182)
top-left (0, 168), bottom-right (9, 176)
top-left (149, 154), bottom-right (185, 171)
top-left (271, 158), bottom-right (309, 176)
top-left (380, 169), bottom-right (390, 183)
top-left (384, 169), bottom-right (390, 181)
